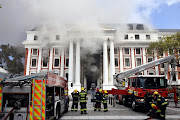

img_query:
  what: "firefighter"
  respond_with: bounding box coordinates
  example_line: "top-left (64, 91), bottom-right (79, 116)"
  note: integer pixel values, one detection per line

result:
top-left (71, 89), bottom-right (79, 112)
top-left (103, 90), bottom-right (108, 112)
top-left (94, 88), bottom-right (103, 111)
top-left (79, 87), bottom-right (87, 114)
top-left (144, 91), bottom-right (152, 115)
top-left (149, 91), bottom-right (168, 120)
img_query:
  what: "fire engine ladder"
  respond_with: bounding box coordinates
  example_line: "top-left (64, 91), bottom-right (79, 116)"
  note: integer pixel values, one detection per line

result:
top-left (114, 55), bottom-right (177, 87)
top-left (32, 79), bottom-right (44, 119)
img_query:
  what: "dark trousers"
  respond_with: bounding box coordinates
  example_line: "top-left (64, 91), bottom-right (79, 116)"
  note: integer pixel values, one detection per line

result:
top-left (71, 102), bottom-right (78, 111)
top-left (80, 102), bottom-right (87, 113)
top-left (94, 102), bottom-right (101, 111)
top-left (159, 107), bottom-right (166, 120)
top-left (103, 103), bottom-right (108, 111)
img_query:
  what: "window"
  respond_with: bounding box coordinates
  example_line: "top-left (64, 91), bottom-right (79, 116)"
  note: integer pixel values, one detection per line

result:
top-left (114, 48), bottom-right (118, 54)
top-left (125, 58), bottom-right (130, 67)
top-left (136, 58), bottom-right (142, 66)
top-left (160, 63), bottom-right (164, 68)
top-left (136, 24), bottom-right (144, 30)
top-left (149, 73), bottom-right (154, 75)
top-left (31, 58), bottom-right (37, 67)
top-left (135, 35), bottom-right (139, 39)
top-left (66, 58), bottom-right (69, 67)
top-left (128, 24), bottom-right (133, 30)
top-left (136, 48), bottom-right (141, 54)
top-left (115, 58), bottom-right (118, 67)
top-left (34, 35), bottom-right (38, 40)
top-left (124, 34), bottom-right (128, 39)
top-left (148, 57), bottom-right (153, 62)
top-left (32, 49), bottom-right (38, 55)
top-left (54, 48), bottom-right (60, 55)
top-left (124, 48), bottom-right (129, 54)
top-left (56, 35), bottom-right (60, 40)
top-left (42, 58), bottom-right (48, 67)
top-left (146, 35), bottom-right (150, 40)
top-left (66, 73), bottom-right (68, 81)
top-left (54, 58), bottom-right (60, 67)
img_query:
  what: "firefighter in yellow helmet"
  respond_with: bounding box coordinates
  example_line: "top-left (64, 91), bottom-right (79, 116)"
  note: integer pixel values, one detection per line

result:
top-left (103, 90), bottom-right (108, 112)
top-left (94, 89), bottom-right (103, 111)
top-left (71, 89), bottom-right (79, 111)
top-left (79, 87), bottom-right (87, 114)
top-left (148, 91), bottom-right (168, 120)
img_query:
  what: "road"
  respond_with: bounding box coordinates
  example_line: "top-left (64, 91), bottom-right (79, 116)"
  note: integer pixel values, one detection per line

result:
top-left (61, 95), bottom-right (180, 120)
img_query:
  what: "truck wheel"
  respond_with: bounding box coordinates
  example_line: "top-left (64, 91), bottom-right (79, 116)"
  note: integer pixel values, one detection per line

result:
top-left (65, 103), bottom-right (69, 113)
top-left (123, 97), bottom-right (128, 106)
top-left (131, 100), bottom-right (137, 111)
top-left (55, 104), bottom-right (61, 120)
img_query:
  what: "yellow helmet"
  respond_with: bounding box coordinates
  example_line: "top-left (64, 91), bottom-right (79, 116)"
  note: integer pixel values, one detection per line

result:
top-left (104, 90), bottom-right (108, 94)
top-left (154, 91), bottom-right (159, 95)
top-left (81, 87), bottom-right (84, 91)
top-left (151, 104), bottom-right (156, 108)
top-left (74, 89), bottom-right (78, 93)
top-left (99, 89), bottom-right (102, 92)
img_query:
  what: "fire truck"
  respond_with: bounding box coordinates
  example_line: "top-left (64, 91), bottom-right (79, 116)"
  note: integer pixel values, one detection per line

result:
top-left (107, 55), bottom-right (178, 111)
top-left (0, 71), bottom-right (69, 120)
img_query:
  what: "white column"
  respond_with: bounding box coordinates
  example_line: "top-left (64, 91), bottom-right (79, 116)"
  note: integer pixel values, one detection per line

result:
top-left (120, 48), bottom-right (123, 72)
top-left (110, 40), bottom-right (115, 85)
top-left (103, 40), bottom-right (109, 89)
top-left (49, 48), bottom-right (53, 70)
top-left (74, 41), bottom-right (81, 91)
top-left (142, 48), bottom-right (147, 75)
top-left (37, 48), bottom-right (42, 73)
top-left (60, 49), bottom-right (64, 77)
top-left (68, 41), bottom-right (74, 94)
top-left (131, 47), bottom-right (135, 68)
top-left (154, 51), bottom-right (159, 75)
top-left (26, 48), bottom-right (31, 75)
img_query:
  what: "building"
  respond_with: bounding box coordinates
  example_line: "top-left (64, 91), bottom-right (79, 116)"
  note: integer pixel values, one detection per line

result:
top-left (22, 24), bottom-right (180, 93)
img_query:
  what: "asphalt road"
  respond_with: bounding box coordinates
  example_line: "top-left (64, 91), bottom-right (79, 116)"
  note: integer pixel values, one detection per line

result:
top-left (60, 95), bottom-right (180, 120)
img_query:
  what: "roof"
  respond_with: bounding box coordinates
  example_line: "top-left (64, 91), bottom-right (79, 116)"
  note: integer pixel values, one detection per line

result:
top-left (158, 29), bottom-right (180, 32)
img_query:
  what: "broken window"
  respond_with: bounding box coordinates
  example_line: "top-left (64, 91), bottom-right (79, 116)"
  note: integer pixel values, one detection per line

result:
top-left (136, 48), bottom-right (141, 54)
top-left (31, 58), bottom-right (37, 67)
top-left (54, 58), bottom-right (59, 67)
top-left (135, 35), bottom-right (139, 39)
top-left (56, 35), bottom-right (60, 40)
top-left (128, 24), bottom-right (133, 30)
top-left (124, 34), bottom-right (128, 39)
top-left (146, 35), bottom-right (151, 40)
top-left (115, 58), bottom-right (118, 67)
top-left (136, 24), bottom-right (144, 30)
top-left (34, 35), bottom-right (38, 40)
top-left (124, 48), bottom-right (130, 54)
top-left (125, 58), bottom-right (130, 67)
top-left (136, 58), bottom-right (142, 66)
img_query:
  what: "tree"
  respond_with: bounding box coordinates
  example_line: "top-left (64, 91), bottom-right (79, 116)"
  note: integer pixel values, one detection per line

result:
top-left (147, 32), bottom-right (180, 56)
top-left (0, 44), bottom-right (25, 74)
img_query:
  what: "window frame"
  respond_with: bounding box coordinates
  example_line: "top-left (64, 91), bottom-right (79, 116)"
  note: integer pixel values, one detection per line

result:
top-left (65, 58), bottom-right (69, 68)
top-left (34, 35), bottom-right (38, 40)
top-left (146, 35), bottom-right (151, 40)
top-left (31, 58), bottom-right (37, 68)
top-left (124, 34), bottom-right (128, 40)
top-left (135, 48), bottom-right (141, 55)
top-left (115, 57), bottom-right (119, 67)
top-left (124, 57), bottom-right (131, 68)
top-left (32, 49), bottom-right (38, 56)
top-left (147, 57), bottom-right (153, 63)
top-left (136, 57), bottom-right (142, 66)
top-left (114, 48), bottom-right (118, 54)
top-left (135, 35), bottom-right (140, 40)
top-left (42, 58), bottom-right (48, 68)
top-left (124, 48), bottom-right (130, 55)
top-left (54, 48), bottom-right (60, 56)
top-left (54, 58), bottom-right (60, 68)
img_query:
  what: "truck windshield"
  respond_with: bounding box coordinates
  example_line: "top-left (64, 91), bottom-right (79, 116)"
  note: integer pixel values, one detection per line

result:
top-left (138, 77), bottom-right (166, 89)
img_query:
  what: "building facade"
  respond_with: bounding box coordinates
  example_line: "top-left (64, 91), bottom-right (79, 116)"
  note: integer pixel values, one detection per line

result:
top-left (22, 24), bottom-right (180, 93)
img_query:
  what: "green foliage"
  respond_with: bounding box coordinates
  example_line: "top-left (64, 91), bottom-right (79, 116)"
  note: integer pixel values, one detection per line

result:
top-left (0, 44), bottom-right (25, 74)
top-left (147, 32), bottom-right (180, 56)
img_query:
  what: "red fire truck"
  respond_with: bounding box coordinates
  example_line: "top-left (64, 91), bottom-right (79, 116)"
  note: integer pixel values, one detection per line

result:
top-left (0, 71), bottom-right (69, 120)
top-left (107, 55), bottom-right (178, 111)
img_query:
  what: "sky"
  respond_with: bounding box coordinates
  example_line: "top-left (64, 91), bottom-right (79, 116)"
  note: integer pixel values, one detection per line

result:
top-left (0, 0), bottom-right (180, 46)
